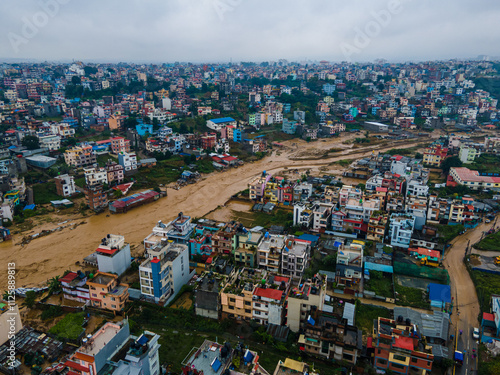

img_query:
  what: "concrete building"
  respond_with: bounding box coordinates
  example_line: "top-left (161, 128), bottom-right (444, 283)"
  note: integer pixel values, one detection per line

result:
top-left (139, 242), bottom-right (190, 304)
top-left (257, 233), bottom-right (286, 272)
top-left (87, 272), bottom-right (129, 312)
top-left (280, 237), bottom-right (311, 279)
top-left (110, 136), bottom-right (131, 154)
top-left (389, 213), bottom-right (415, 248)
top-left (54, 174), bottom-right (76, 197)
top-left (118, 151), bottom-right (138, 173)
top-left (287, 274), bottom-right (327, 332)
top-left (59, 271), bottom-right (89, 304)
top-left (458, 145), bottom-right (481, 164)
top-left (95, 234), bottom-right (131, 276)
top-left (64, 144), bottom-right (96, 168)
top-left (448, 167), bottom-right (500, 191)
top-left (194, 272), bottom-right (226, 320)
top-left (38, 134), bottom-right (61, 151)
top-left (70, 320), bottom-right (161, 375)
top-left (84, 184), bottom-right (108, 211)
top-left (293, 203), bottom-right (313, 228)
top-left (423, 145), bottom-right (448, 167)
top-left (144, 213), bottom-right (196, 252)
top-left (84, 166), bottom-right (108, 186)
top-left (206, 117), bottom-right (236, 131)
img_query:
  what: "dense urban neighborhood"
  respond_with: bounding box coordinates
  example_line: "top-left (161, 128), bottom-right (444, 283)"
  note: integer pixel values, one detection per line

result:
top-left (3, 58), bottom-right (500, 375)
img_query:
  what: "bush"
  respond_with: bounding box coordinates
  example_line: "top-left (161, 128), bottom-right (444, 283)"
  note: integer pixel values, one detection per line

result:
top-left (41, 306), bottom-right (64, 320)
top-left (49, 312), bottom-right (85, 340)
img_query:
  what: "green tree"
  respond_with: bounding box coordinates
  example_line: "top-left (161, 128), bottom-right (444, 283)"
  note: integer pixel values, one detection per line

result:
top-left (48, 276), bottom-right (61, 294)
top-left (22, 135), bottom-right (40, 150)
top-left (71, 76), bottom-right (82, 85)
top-left (441, 156), bottom-right (462, 175)
top-left (24, 290), bottom-right (37, 308)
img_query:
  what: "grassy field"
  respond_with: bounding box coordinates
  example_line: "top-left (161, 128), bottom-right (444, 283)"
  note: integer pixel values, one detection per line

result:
top-left (355, 301), bottom-right (391, 335)
top-left (32, 182), bottom-right (61, 204)
top-left (49, 312), bottom-right (85, 340)
top-left (469, 154), bottom-right (500, 175)
top-left (395, 284), bottom-right (430, 310)
top-left (332, 159), bottom-right (351, 167)
top-left (96, 153), bottom-right (117, 167)
top-left (364, 271), bottom-right (394, 298)
top-left (470, 270), bottom-right (500, 313)
top-left (474, 230), bottom-right (500, 252)
top-left (231, 208), bottom-right (294, 228)
top-left (436, 224), bottom-right (464, 244)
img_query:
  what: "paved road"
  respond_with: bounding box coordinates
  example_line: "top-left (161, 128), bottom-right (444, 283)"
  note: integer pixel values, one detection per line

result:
top-left (445, 219), bottom-right (497, 375)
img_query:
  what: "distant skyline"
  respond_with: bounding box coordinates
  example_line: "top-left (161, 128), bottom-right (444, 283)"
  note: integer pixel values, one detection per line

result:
top-left (1, 0), bottom-right (500, 63)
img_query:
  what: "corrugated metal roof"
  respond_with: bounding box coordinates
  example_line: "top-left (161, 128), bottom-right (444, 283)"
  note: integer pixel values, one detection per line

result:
top-left (343, 302), bottom-right (355, 326)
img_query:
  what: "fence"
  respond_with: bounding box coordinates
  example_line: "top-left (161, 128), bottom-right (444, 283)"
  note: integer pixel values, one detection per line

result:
top-left (394, 261), bottom-right (450, 284)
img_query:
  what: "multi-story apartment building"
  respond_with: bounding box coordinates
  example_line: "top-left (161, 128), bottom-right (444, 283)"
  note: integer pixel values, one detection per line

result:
top-left (335, 240), bottom-right (364, 287)
top-left (38, 134), bottom-right (61, 151)
top-left (252, 274), bottom-right (290, 325)
top-left (458, 145), bottom-right (481, 164)
top-left (257, 233), bottom-right (285, 272)
top-left (194, 272), bottom-right (227, 320)
top-left (287, 274), bottom-right (327, 332)
top-left (389, 214), bottom-right (415, 249)
top-left (406, 179), bottom-right (429, 197)
top-left (95, 234), bottom-right (131, 276)
top-left (367, 213), bottom-right (388, 242)
top-left (338, 185), bottom-right (363, 207)
top-left (249, 172), bottom-right (272, 200)
top-left (69, 320), bottom-right (161, 375)
top-left (105, 160), bottom-right (124, 184)
top-left (118, 151), bottom-right (138, 173)
top-left (300, 309), bottom-right (362, 365)
top-left (54, 174), bottom-right (76, 197)
top-left (84, 166), bottom-right (108, 186)
top-left (233, 228), bottom-right (264, 268)
top-left (293, 182), bottom-right (313, 202)
top-left (139, 241), bottom-right (190, 304)
top-left (405, 196), bottom-right (428, 230)
top-left (64, 144), bottom-right (96, 167)
top-left (311, 202), bottom-right (333, 233)
top-left (221, 268), bottom-right (265, 321)
top-left (84, 184), bottom-right (108, 211)
top-left (423, 144), bottom-right (448, 167)
top-left (212, 221), bottom-right (242, 255)
top-left (373, 316), bottom-right (434, 374)
top-left (59, 271), bottom-right (89, 304)
top-left (293, 203), bottom-right (313, 229)
top-left (143, 213), bottom-right (195, 251)
top-left (110, 136), bottom-right (131, 154)
top-left (87, 272), bottom-right (129, 311)
top-left (281, 237), bottom-right (311, 278)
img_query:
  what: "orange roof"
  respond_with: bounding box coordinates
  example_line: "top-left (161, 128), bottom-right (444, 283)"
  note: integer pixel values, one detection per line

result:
top-left (254, 287), bottom-right (283, 300)
top-left (74, 352), bottom-right (95, 363)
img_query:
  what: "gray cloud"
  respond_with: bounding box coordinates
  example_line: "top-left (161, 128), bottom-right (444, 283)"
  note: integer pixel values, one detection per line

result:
top-left (1, 0), bottom-right (499, 62)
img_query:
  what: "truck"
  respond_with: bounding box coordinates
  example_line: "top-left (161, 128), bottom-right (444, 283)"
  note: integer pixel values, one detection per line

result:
top-left (420, 257), bottom-right (439, 267)
top-left (454, 351), bottom-right (463, 366)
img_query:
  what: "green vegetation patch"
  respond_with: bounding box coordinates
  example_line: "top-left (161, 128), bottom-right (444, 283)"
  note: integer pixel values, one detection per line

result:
top-left (475, 230), bottom-right (500, 252)
top-left (395, 284), bottom-right (430, 310)
top-left (49, 312), bottom-right (85, 340)
top-left (32, 182), bottom-right (60, 205)
top-left (364, 271), bottom-right (394, 298)
top-left (469, 270), bottom-right (500, 313)
top-left (355, 301), bottom-right (391, 335)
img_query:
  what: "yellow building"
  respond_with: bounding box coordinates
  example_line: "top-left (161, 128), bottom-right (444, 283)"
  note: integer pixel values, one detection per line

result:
top-left (87, 272), bottom-right (129, 312)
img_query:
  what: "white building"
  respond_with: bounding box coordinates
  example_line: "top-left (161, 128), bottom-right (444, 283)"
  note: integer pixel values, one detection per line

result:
top-left (118, 151), bottom-right (138, 173)
top-left (458, 145), bottom-right (481, 164)
top-left (293, 203), bottom-right (313, 228)
top-left (84, 166), bottom-right (108, 186)
top-left (406, 179), bottom-right (429, 197)
top-left (95, 234), bottom-right (132, 276)
top-left (389, 213), bottom-right (415, 249)
top-left (139, 242), bottom-right (190, 304)
top-left (280, 237), bottom-right (310, 278)
top-left (162, 97), bottom-right (172, 110)
top-left (54, 174), bottom-right (77, 197)
top-left (38, 134), bottom-right (61, 151)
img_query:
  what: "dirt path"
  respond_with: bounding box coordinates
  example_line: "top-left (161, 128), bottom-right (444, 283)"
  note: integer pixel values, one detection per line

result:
top-left (0, 137), bottom-right (426, 290)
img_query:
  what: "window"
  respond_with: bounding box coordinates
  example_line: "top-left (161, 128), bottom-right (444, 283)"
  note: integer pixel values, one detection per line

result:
top-left (377, 359), bottom-right (387, 366)
top-left (245, 309), bottom-right (251, 313)
top-left (245, 301), bottom-right (251, 306)
top-left (228, 305), bottom-right (234, 310)
top-left (111, 304), bottom-right (116, 308)
top-left (229, 298), bottom-right (236, 303)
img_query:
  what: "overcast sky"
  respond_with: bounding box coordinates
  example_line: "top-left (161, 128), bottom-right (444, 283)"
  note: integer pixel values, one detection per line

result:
top-left (1, 0), bottom-right (499, 63)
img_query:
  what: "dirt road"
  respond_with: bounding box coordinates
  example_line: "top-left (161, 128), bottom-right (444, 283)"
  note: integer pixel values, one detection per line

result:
top-left (0, 137), bottom-right (427, 290)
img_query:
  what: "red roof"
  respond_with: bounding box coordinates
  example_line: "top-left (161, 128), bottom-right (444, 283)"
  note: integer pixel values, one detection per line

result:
top-left (64, 361), bottom-right (89, 373)
top-left (376, 187), bottom-right (388, 192)
top-left (59, 272), bottom-right (78, 283)
top-left (393, 155), bottom-right (404, 161)
top-left (96, 247), bottom-right (118, 255)
top-left (222, 156), bottom-right (238, 162)
top-left (274, 275), bottom-right (290, 283)
top-left (151, 257), bottom-right (160, 264)
top-left (394, 336), bottom-right (414, 351)
top-left (253, 287), bottom-right (283, 300)
top-left (367, 337), bottom-right (373, 348)
top-left (206, 257), bottom-right (213, 264)
top-left (483, 312), bottom-right (495, 322)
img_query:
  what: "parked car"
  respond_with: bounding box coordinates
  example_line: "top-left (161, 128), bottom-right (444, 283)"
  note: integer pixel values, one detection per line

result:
top-left (473, 327), bottom-right (480, 339)
top-left (486, 219), bottom-right (491, 223)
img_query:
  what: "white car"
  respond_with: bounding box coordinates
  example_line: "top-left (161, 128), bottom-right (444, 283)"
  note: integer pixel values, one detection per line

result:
top-left (473, 327), bottom-right (480, 340)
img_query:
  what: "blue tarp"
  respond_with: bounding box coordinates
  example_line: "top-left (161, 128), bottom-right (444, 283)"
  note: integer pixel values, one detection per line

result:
top-left (307, 315), bottom-right (315, 326)
top-left (137, 334), bottom-right (149, 345)
top-left (365, 262), bottom-right (394, 274)
top-left (333, 241), bottom-right (342, 248)
top-left (243, 349), bottom-right (254, 363)
top-left (428, 283), bottom-right (451, 303)
top-left (23, 204), bottom-right (35, 211)
top-left (298, 234), bottom-right (319, 245)
top-left (211, 358), bottom-right (222, 372)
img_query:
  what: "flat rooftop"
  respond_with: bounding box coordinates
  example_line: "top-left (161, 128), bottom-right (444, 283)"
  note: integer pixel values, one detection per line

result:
top-left (90, 274), bottom-right (115, 285)
top-left (78, 322), bottom-right (122, 355)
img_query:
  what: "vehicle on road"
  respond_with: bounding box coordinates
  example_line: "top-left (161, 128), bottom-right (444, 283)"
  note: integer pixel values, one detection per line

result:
top-left (473, 327), bottom-right (480, 340)
top-left (486, 219), bottom-right (491, 223)
top-left (454, 351), bottom-right (464, 366)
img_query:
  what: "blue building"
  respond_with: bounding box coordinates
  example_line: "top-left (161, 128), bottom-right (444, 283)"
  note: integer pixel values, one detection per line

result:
top-left (233, 128), bottom-right (242, 143)
top-left (323, 83), bottom-right (336, 95)
top-left (136, 123), bottom-right (154, 137)
top-left (282, 119), bottom-right (298, 134)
